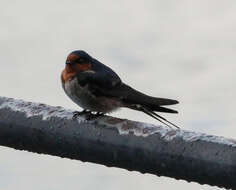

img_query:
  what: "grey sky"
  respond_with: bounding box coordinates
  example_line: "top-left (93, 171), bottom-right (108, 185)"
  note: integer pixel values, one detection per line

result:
top-left (1, 0), bottom-right (236, 189)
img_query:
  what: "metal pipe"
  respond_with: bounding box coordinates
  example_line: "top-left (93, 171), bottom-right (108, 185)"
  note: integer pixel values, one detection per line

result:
top-left (0, 96), bottom-right (235, 189)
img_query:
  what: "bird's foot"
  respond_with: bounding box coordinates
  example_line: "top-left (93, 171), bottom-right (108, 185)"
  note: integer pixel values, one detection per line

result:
top-left (72, 110), bottom-right (91, 120)
top-left (85, 112), bottom-right (105, 120)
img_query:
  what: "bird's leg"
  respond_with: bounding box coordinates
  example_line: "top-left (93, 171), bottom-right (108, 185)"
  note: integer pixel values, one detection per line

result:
top-left (95, 112), bottom-right (105, 117)
top-left (72, 109), bottom-right (91, 120)
top-left (85, 112), bottom-right (105, 120)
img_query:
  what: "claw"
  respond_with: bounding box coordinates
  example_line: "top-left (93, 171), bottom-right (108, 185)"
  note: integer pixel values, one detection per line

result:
top-left (72, 110), bottom-right (91, 120)
top-left (85, 112), bottom-right (105, 120)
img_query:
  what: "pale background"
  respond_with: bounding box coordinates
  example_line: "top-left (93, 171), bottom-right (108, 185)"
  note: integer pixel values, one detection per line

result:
top-left (1, 0), bottom-right (236, 189)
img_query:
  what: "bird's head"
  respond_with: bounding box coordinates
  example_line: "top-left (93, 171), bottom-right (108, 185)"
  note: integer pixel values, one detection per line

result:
top-left (65, 50), bottom-right (93, 73)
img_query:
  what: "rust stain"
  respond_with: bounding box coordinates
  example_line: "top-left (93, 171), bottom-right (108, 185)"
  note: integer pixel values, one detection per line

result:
top-left (105, 117), bottom-right (124, 125)
top-left (121, 121), bottom-right (135, 130)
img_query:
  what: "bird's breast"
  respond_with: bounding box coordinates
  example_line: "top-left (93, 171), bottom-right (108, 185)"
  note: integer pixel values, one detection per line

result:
top-left (62, 76), bottom-right (92, 109)
top-left (62, 77), bottom-right (121, 113)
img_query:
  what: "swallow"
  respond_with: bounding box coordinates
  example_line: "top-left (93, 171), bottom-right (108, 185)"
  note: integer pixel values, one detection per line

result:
top-left (61, 50), bottom-right (179, 128)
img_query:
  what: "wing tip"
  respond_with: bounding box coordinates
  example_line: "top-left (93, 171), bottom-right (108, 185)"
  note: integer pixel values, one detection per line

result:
top-left (155, 97), bottom-right (179, 106)
top-left (171, 110), bottom-right (178, 114)
top-left (172, 99), bottom-right (179, 105)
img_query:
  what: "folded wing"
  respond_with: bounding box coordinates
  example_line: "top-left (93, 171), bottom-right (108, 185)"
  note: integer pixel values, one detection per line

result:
top-left (92, 82), bottom-right (179, 114)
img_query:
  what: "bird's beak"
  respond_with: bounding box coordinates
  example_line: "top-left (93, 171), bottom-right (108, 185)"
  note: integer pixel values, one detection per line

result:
top-left (66, 61), bottom-right (72, 65)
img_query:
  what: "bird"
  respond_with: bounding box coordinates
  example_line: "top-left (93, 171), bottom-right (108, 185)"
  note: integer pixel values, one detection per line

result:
top-left (61, 50), bottom-right (179, 128)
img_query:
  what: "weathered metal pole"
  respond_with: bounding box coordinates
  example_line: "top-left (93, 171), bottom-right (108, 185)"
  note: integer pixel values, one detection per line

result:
top-left (0, 96), bottom-right (235, 189)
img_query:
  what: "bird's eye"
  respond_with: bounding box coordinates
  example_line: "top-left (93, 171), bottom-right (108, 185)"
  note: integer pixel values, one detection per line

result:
top-left (78, 58), bottom-right (86, 64)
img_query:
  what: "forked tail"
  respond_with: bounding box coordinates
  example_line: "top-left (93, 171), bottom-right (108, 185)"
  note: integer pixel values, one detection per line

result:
top-left (135, 105), bottom-right (180, 129)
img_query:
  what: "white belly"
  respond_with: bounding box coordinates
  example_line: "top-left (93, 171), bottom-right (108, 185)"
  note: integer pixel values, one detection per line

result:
top-left (62, 77), bottom-right (121, 113)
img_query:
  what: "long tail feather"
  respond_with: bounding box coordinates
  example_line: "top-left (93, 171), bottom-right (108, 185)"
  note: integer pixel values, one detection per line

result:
top-left (140, 107), bottom-right (174, 128)
top-left (150, 105), bottom-right (178, 114)
top-left (143, 106), bottom-right (180, 129)
top-left (137, 105), bottom-right (180, 129)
